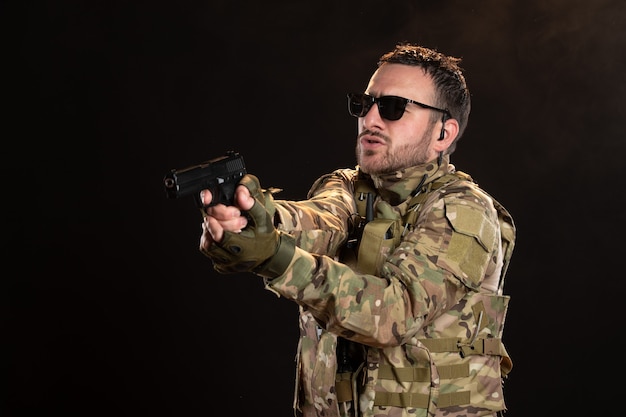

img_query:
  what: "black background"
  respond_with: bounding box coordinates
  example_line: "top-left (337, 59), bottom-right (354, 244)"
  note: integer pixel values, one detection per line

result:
top-left (3, 1), bottom-right (624, 416)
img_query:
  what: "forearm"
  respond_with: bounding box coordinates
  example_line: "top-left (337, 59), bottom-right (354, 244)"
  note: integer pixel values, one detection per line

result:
top-left (262, 215), bottom-right (473, 347)
top-left (263, 247), bottom-right (426, 347)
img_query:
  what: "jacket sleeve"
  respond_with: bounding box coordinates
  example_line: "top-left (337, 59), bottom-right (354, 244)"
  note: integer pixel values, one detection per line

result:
top-left (272, 168), bottom-right (358, 258)
top-left (264, 181), bottom-right (502, 349)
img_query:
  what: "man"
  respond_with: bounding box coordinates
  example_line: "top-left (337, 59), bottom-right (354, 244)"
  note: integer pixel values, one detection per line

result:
top-left (199, 42), bottom-right (515, 417)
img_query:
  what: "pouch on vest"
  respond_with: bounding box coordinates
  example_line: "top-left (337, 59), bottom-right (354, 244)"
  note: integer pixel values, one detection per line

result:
top-left (357, 218), bottom-right (402, 275)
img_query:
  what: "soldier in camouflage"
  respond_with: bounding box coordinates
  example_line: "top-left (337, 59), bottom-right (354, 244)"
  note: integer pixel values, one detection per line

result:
top-left (199, 42), bottom-right (515, 417)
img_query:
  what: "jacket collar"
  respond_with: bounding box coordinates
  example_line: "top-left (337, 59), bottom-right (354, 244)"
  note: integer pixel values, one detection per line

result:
top-left (364, 154), bottom-right (455, 206)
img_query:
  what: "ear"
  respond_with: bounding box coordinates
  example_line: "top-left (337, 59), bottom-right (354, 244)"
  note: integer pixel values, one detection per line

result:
top-left (433, 117), bottom-right (459, 152)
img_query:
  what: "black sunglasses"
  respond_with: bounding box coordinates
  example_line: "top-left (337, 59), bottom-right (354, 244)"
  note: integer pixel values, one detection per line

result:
top-left (347, 92), bottom-right (450, 121)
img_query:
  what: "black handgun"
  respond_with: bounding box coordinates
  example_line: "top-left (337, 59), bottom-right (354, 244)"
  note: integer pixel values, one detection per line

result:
top-left (163, 151), bottom-right (246, 208)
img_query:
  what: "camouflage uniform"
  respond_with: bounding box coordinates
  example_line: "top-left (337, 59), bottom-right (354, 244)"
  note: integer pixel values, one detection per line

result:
top-left (259, 154), bottom-right (514, 417)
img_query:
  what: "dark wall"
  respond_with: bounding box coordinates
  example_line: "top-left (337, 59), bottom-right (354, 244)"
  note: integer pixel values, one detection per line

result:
top-left (3, 1), bottom-right (624, 416)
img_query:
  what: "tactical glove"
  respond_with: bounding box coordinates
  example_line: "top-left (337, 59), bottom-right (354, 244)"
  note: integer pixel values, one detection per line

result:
top-left (201, 175), bottom-right (295, 277)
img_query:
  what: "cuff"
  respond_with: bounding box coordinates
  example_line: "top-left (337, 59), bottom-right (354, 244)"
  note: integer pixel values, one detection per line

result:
top-left (253, 232), bottom-right (296, 278)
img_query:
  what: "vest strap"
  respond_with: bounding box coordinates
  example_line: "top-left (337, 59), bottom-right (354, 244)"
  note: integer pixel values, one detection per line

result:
top-left (374, 392), bottom-right (429, 408)
top-left (418, 337), bottom-right (506, 357)
top-left (377, 364), bottom-right (430, 382)
top-left (377, 363), bottom-right (470, 382)
top-left (438, 390), bottom-right (471, 408)
top-left (373, 390), bottom-right (470, 408)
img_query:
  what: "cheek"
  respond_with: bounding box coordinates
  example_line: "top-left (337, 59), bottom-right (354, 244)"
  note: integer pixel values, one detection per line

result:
top-left (392, 123), bottom-right (419, 143)
top-left (399, 118), bottom-right (432, 140)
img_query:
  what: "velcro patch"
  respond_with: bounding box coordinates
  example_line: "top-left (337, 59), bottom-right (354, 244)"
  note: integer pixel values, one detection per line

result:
top-left (444, 200), bottom-right (497, 285)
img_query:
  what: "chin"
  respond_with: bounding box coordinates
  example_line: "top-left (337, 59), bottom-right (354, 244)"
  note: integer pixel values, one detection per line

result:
top-left (359, 161), bottom-right (382, 175)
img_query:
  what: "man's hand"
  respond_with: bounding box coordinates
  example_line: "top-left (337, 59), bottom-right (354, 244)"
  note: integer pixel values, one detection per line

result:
top-left (200, 183), bottom-right (254, 247)
top-left (198, 174), bottom-right (295, 276)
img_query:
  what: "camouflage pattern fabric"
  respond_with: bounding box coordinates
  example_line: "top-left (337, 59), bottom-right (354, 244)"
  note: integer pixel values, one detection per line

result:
top-left (257, 155), bottom-right (514, 417)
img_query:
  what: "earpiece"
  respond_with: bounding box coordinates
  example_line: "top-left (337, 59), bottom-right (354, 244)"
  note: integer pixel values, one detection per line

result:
top-left (438, 113), bottom-right (449, 140)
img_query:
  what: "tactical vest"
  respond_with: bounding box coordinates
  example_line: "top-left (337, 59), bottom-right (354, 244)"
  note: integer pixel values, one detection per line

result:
top-left (335, 170), bottom-right (515, 415)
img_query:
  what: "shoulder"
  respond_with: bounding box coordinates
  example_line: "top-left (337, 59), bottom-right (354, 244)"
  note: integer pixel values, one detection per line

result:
top-left (439, 173), bottom-right (516, 264)
top-left (440, 177), bottom-right (498, 216)
top-left (306, 167), bottom-right (359, 198)
top-left (437, 178), bottom-right (500, 271)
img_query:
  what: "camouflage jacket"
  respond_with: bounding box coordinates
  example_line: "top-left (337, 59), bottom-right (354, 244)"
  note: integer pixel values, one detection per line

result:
top-left (260, 155), bottom-right (515, 417)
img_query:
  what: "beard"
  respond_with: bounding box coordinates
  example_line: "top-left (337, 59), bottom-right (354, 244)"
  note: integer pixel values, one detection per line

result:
top-left (356, 124), bottom-right (435, 175)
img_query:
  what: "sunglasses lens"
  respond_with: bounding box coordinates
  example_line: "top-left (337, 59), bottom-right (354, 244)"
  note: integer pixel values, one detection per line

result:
top-left (348, 93), bottom-right (369, 117)
top-left (347, 94), bottom-right (408, 120)
top-left (377, 96), bottom-right (406, 121)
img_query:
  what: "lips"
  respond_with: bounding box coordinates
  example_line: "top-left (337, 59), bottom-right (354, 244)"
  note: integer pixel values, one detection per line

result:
top-left (360, 135), bottom-right (385, 148)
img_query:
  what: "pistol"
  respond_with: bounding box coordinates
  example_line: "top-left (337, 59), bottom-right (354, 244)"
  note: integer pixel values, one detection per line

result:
top-left (163, 151), bottom-right (246, 208)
